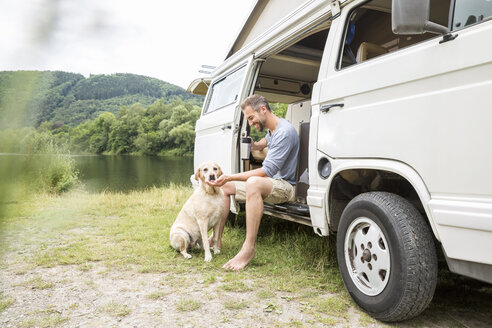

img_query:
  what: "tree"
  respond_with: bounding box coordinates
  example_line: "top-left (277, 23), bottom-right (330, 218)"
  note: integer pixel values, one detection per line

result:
top-left (88, 112), bottom-right (116, 153)
top-left (69, 121), bottom-right (92, 153)
top-left (168, 122), bottom-right (195, 154)
top-left (108, 104), bottom-right (144, 154)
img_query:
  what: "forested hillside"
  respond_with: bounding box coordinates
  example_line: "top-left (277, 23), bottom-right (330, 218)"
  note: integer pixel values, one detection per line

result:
top-left (0, 71), bottom-right (202, 128)
top-left (0, 71), bottom-right (204, 156)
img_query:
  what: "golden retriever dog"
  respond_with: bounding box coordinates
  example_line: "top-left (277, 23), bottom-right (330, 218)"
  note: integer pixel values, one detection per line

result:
top-left (170, 161), bottom-right (224, 261)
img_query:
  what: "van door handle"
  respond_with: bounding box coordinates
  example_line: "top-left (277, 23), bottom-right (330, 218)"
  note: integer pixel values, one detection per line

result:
top-left (221, 125), bottom-right (232, 130)
top-left (320, 103), bottom-right (344, 113)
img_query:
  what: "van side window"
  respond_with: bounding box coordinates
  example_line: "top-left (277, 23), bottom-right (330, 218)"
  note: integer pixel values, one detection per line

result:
top-left (452, 0), bottom-right (492, 30)
top-left (338, 0), bottom-right (449, 69)
top-left (203, 65), bottom-right (246, 114)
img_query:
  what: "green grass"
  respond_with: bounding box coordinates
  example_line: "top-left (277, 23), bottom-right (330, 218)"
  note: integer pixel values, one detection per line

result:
top-left (257, 289), bottom-right (275, 299)
top-left (220, 279), bottom-right (252, 292)
top-left (20, 315), bottom-right (67, 328)
top-left (18, 306), bottom-right (68, 327)
top-left (98, 301), bottom-right (131, 317)
top-left (224, 299), bottom-right (248, 310)
top-left (1, 186), bottom-right (492, 327)
top-left (68, 303), bottom-right (80, 310)
top-left (15, 276), bottom-right (54, 289)
top-left (201, 273), bottom-right (217, 284)
top-left (146, 291), bottom-right (166, 300)
top-left (312, 295), bottom-right (350, 318)
top-left (0, 294), bottom-right (15, 312)
top-left (175, 298), bottom-right (201, 312)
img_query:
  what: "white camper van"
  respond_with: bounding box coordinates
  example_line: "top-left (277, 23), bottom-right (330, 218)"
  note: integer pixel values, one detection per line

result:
top-left (188, 0), bottom-right (492, 322)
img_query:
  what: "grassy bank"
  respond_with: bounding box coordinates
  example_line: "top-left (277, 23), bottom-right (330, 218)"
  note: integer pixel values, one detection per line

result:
top-left (1, 186), bottom-right (492, 327)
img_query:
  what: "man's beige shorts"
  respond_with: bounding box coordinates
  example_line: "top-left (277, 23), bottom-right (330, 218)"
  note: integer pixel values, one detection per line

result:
top-left (234, 178), bottom-right (295, 204)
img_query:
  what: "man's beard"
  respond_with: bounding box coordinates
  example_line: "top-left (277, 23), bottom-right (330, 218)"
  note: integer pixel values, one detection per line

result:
top-left (255, 117), bottom-right (266, 132)
top-left (256, 122), bottom-right (264, 132)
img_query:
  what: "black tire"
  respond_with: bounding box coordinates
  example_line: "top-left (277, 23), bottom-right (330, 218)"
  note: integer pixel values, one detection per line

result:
top-left (336, 192), bottom-right (437, 322)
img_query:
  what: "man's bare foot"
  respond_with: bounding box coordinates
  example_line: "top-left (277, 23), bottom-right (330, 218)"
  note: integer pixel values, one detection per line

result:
top-left (222, 246), bottom-right (255, 271)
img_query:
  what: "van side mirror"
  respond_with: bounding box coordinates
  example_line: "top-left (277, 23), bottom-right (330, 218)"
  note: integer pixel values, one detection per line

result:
top-left (392, 0), bottom-right (449, 35)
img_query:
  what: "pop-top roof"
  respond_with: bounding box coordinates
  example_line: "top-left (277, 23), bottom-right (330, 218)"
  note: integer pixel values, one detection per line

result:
top-left (225, 0), bottom-right (308, 59)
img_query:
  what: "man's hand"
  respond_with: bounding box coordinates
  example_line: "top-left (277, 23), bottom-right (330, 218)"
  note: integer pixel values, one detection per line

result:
top-left (206, 174), bottom-right (230, 187)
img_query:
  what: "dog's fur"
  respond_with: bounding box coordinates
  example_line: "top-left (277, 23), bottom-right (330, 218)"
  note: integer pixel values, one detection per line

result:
top-left (170, 161), bottom-right (224, 261)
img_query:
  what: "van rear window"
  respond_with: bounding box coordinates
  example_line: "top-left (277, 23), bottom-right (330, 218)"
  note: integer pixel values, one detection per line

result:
top-left (204, 65), bottom-right (246, 114)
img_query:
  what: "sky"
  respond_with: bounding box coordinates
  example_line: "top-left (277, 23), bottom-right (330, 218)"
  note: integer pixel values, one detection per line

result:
top-left (0, 0), bottom-right (257, 89)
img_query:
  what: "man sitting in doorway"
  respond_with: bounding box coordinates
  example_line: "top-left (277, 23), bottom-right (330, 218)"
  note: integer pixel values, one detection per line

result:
top-left (208, 94), bottom-right (299, 271)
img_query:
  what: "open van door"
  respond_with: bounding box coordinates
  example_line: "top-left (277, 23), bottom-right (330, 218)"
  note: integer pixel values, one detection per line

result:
top-left (193, 56), bottom-right (258, 174)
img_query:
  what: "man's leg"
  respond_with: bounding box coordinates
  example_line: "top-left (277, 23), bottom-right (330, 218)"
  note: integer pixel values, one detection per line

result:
top-left (223, 176), bottom-right (272, 271)
top-left (209, 181), bottom-right (236, 249)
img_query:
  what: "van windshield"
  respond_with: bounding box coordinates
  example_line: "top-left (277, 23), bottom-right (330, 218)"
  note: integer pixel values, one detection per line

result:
top-left (204, 65), bottom-right (246, 114)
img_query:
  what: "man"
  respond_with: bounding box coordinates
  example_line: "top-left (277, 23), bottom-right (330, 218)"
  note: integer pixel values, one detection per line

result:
top-left (207, 94), bottom-right (299, 271)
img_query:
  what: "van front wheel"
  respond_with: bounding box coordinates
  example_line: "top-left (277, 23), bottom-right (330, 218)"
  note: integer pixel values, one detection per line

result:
top-left (336, 192), bottom-right (437, 322)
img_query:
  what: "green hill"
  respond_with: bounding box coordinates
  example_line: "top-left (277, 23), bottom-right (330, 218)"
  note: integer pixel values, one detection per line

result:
top-left (0, 71), bottom-right (203, 128)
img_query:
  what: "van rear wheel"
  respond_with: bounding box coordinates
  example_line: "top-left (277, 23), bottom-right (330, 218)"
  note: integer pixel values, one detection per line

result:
top-left (336, 192), bottom-right (437, 322)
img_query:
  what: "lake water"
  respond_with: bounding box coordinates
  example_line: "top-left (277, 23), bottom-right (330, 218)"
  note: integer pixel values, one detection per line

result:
top-left (74, 155), bottom-right (194, 192)
top-left (0, 154), bottom-right (194, 193)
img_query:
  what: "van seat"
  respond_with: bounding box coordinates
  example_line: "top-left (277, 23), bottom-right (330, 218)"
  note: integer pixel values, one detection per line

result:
top-left (285, 100), bottom-right (311, 135)
top-left (295, 122), bottom-right (309, 203)
top-left (356, 42), bottom-right (388, 63)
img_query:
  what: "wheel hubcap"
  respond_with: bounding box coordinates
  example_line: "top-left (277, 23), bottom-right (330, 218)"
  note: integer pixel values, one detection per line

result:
top-left (344, 217), bottom-right (390, 296)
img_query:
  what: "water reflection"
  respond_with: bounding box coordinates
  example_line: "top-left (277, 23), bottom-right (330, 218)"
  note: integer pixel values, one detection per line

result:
top-left (0, 154), bottom-right (194, 193)
top-left (74, 155), bottom-right (194, 192)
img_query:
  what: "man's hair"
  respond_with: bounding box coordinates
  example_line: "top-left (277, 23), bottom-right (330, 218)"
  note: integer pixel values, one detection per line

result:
top-left (241, 94), bottom-right (271, 112)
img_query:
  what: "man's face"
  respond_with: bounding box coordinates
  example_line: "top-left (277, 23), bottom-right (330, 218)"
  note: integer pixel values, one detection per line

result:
top-left (243, 105), bottom-right (267, 132)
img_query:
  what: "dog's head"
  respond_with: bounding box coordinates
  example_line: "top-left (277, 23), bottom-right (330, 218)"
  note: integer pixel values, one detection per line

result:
top-left (194, 161), bottom-right (223, 184)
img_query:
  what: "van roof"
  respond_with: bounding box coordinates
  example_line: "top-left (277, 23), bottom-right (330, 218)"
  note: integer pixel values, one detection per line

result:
top-left (225, 0), bottom-right (309, 60)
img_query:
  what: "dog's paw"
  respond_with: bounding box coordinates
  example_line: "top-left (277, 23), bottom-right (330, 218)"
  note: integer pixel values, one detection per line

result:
top-left (213, 248), bottom-right (221, 255)
top-left (204, 254), bottom-right (213, 262)
top-left (183, 253), bottom-right (192, 259)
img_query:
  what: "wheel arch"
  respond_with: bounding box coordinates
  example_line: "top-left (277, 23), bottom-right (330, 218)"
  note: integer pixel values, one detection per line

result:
top-left (325, 159), bottom-right (439, 241)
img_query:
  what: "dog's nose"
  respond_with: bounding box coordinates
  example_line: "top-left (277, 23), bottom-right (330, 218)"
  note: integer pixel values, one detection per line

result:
top-left (209, 174), bottom-right (216, 181)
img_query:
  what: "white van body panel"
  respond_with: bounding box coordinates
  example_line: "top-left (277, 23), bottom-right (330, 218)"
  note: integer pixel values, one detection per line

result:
top-left (316, 26), bottom-right (492, 197)
top-left (429, 198), bottom-right (492, 265)
top-left (313, 5), bottom-right (492, 265)
top-left (194, 109), bottom-right (237, 175)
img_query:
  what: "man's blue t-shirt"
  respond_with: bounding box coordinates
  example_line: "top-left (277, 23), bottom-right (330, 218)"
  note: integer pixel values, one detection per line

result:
top-left (262, 118), bottom-right (299, 185)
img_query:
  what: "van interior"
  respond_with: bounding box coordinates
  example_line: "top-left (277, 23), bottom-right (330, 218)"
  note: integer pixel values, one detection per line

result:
top-left (237, 0), bottom-right (451, 223)
top-left (238, 22), bottom-right (329, 223)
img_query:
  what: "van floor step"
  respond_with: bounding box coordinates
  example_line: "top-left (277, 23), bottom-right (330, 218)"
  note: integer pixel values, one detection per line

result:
top-left (237, 201), bottom-right (312, 226)
top-left (268, 202), bottom-right (310, 217)
top-left (262, 203), bottom-right (312, 226)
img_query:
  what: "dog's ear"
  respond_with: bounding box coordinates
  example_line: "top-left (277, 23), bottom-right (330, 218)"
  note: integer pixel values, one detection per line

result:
top-left (217, 165), bottom-right (223, 178)
top-left (194, 167), bottom-right (201, 181)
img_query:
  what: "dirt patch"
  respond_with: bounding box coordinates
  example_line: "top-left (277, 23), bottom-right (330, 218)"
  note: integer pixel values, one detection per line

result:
top-left (2, 259), bottom-right (492, 328)
top-left (1, 261), bottom-right (361, 328)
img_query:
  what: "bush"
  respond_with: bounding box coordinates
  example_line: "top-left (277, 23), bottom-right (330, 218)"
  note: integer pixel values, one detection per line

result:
top-left (23, 136), bottom-right (79, 194)
top-left (31, 154), bottom-right (79, 193)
